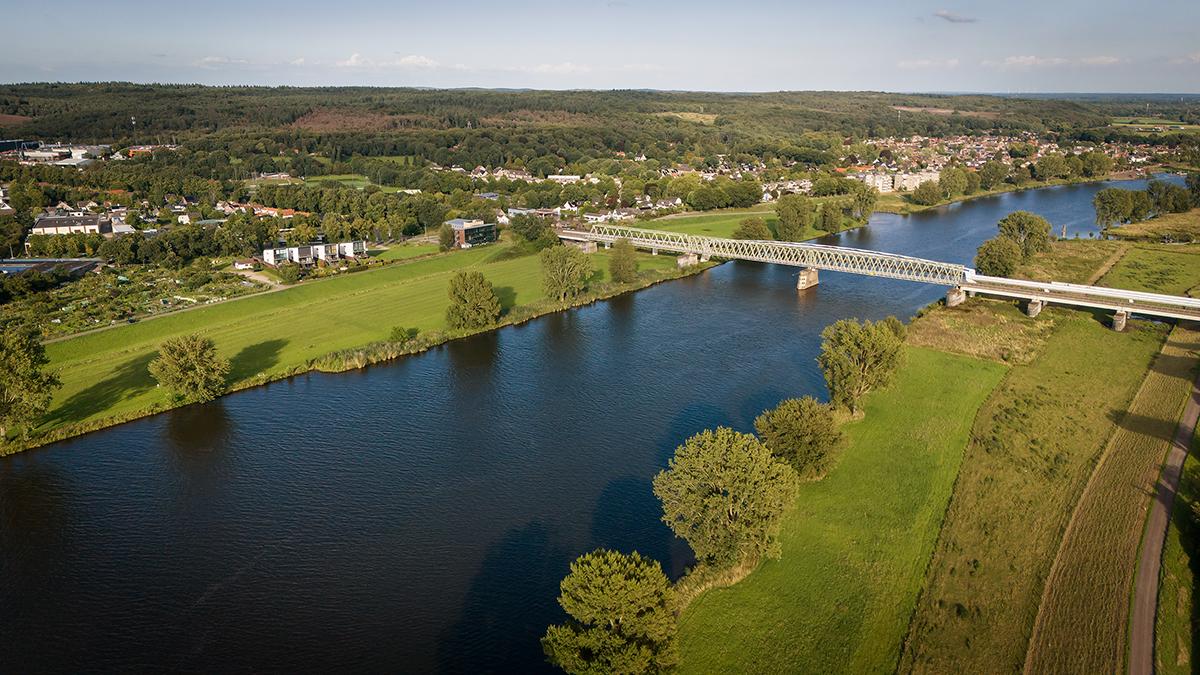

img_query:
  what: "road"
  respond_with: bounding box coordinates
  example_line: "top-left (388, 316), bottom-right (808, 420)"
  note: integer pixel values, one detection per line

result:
top-left (1128, 371), bottom-right (1200, 675)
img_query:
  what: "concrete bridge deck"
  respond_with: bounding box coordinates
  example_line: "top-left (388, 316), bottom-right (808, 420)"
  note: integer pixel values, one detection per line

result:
top-left (560, 224), bottom-right (1200, 325)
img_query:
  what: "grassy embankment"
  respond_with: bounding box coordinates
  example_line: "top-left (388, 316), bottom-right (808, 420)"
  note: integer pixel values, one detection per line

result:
top-left (898, 240), bottom-right (1200, 675)
top-left (1023, 322), bottom-right (1200, 674)
top-left (1157, 442), bottom-right (1200, 674)
top-left (1112, 210), bottom-right (1200, 243)
top-left (677, 347), bottom-right (1007, 675)
top-left (7, 242), bottom-right (691, 455)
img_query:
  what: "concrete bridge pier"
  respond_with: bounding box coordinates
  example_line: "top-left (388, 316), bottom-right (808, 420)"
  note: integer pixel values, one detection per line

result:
top-left (946, 287), bottom-right (966, 308)
top-left (651, 248), bottom-right (658, 256)
top-left (677, 253), bottom-right (698, 269)
top-left (797, 268), bottom-right (819, 290)
top-left (1113, 310), bottom-right (1128, 332)
top-left (604, 241), bottom-right (611, 249)
top-left (1026, 299), bottom-right (1043, 318)
top-left (700, 253), bottom-right (710, 262)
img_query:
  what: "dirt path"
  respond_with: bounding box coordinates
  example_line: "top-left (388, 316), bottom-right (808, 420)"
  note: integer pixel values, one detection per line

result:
top-left (1087, 243), bottom-right (1134, 285)
top-left (1128, 370), bottom-right (1200, 675)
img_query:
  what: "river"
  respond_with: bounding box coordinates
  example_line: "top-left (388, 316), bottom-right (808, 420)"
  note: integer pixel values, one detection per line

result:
top-left (0, 176), bottom-right (1184, 674)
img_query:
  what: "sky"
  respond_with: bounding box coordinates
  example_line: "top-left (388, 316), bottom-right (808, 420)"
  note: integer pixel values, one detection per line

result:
top-left (4, 0), bottom-right (1199, 93)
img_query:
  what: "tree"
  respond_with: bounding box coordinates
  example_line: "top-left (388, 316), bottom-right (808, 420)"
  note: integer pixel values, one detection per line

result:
top-left (816, 318), bottom-right (906, 414)
top-left (775, 194), bottom-right (814, 241)
top-left (609, 238), bottom-right (639, 283)
top-left (542, 245), bottom-right (596, 302)
top-left (438, 222), bottom-right (455, 251)
top-left (0, 327), bottom-right (61, 441)
top-left (1187, 172), bottom-right (1200, 208)
top-left (974, 236), bottom-right (1023, 277)
top-left (997, 210), bottom-right (1052, 259)
top-left (731, 216), bottom-right (772, 240)
top-left (978, 160), bottom-right (1008, 190)
top-left (819, 201), bottom-right (843, 232)
top-left (277, 261), bottom-right (301, 284)
top-left (148, 334), bottom-right (231, 404)
top-left (910, 181), bottom-right (941, 206)
top-left (1093, 188), bottom-right (1132, 229)
top-left (1080, 151), bottom-right (1114, 178)
top-left (652, 427), bottom-right (800, 567)
top-left (445, 270), bottom-right (501, 329)
top-left (938, 167), bottom-right (967, 199)
top-left (850, 184), bottom-right (878, 222)
top-left (542, 549), bottom-right (679, 675)
top-left (754, 397), bottom-right (844, 480)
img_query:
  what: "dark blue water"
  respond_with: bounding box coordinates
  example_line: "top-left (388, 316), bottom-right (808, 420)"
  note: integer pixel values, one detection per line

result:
top-left (0, 176), bottom-right (1183, 674)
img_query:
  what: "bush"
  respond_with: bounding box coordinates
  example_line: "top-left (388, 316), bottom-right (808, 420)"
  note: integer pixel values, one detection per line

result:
top-left (731, 216), bottom-right (772, 240)
top-left (445, 270), bottom-right (501, 329)
top-left (754, 397), bottom-right (844, 480)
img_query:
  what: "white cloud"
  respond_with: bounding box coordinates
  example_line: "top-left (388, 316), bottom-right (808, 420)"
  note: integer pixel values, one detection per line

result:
top-left (195, 56), bottom-right (251, 69)
top-left (1079, 56), bottom-right (1121, 66)
top-left (897, 59), bottom-right (959, 69)
top-left (291, 58), bottom-right (306, 66)
top-left (336, 53), bottom-right (372, 68)
top-left (1171, 53), bottom-right (1200, 65)
top-left (934, 10), bottom-right (976, 23)
top-left (521, 62), bottom-right (592, 75)
top-left (391, 55), bottom-right (440, 69)
top-left (981, 55), bottom-right (1069, 70)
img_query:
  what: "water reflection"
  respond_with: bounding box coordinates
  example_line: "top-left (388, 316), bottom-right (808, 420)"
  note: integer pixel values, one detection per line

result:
top-left (0, 457), bottom-right (75, 581)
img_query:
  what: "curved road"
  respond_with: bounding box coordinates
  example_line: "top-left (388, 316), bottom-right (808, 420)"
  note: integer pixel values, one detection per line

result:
top-left (1129, 372), bottom-right (1200, 675)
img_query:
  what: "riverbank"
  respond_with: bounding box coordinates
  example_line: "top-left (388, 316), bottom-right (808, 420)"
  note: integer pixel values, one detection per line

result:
top-left (2, 243), bottom-right (711, 456)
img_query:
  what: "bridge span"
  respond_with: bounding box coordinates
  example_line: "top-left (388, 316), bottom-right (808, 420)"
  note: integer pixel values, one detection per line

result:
top-left (559, 224), bottom-right (1200, 328)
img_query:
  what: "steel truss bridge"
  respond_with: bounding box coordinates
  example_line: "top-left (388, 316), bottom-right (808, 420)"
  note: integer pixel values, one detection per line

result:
top-left (560, 224), bottom-right (1200, 323)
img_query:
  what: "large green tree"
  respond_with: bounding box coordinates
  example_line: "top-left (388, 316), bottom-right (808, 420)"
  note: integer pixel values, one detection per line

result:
top-left (652, 427), bottom-right (800, 567)
top-left (978, 160), bottom-right (1009, 190)
top-left (0, 327), bottom-right (61, 441)
top-left (609, 238), bottom-right (639, 283)
top-left (816, 318), bottom-right (906, 414)
top-left (754, 397), bottom-right (844, 480)
top-left (974, 236), bottom-right (1023, 277)
top-left (542, 549), bottom-right (679, 675)
top-left (997, 210), bottom-right (1052, 259)
top-left (541, 245), bottom-right (596, 302)
top-left (731, 216), bottom-right (772, 240)
top-left (775, 194), bottom-right (814, 241)
top-left (850, 184), bottom-right (878, 222)
top-left (909, 180), bottom-right (941, 206)
top-left (148, 334), bottom-right (231, 404)
top-left (819, 201), bottom-right (843, 232)
top-left (445, 270), bottom-right (501, 329)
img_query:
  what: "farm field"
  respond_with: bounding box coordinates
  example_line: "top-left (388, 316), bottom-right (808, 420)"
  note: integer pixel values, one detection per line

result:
top-left (1023, 323), bottom-right (1200, 674)
top-left (677, 347), bottom-right (1007, 675)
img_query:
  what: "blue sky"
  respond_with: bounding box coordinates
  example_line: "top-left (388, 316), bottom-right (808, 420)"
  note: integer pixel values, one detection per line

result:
top-left (5, 0), bottom-right (1199, 93)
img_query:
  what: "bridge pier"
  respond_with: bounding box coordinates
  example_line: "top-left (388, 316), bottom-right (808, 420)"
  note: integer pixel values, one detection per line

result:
top-left (700, 253), bottom-right (710, 262)
top-left (946, 287), bottom-right (966, 308)
top-left (1113, 310), bottom-right (1128, 332)
top-left (651, 248), bottom-right (658, 256)
top-left (604, 241), bottom-right (611, 249)
top-left (677, 253), bottom-right (698, 269)
top-left (797, 268), bottom-right (819, 291)
top-left (1026, 299), bottom-right (1043, 318)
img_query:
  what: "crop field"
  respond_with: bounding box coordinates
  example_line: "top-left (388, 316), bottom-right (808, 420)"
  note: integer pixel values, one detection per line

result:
top-left (38, 244), bottom-right (677, 438)
top-left (1023, 323), bottom-right (1200, 674)
top-left (1156, 448), bottom-right (1200, 674)
top-left (1098, 245), bottom-right (1200, 296)
top-left (898, 315), bottom-right (1168, 675)
top-left (677, 347), bottom-right (1007, 675)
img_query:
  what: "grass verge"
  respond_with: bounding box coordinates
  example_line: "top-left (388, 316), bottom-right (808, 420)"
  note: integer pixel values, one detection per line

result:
top-left (676, 347), bottom-right (1007, 675)
top-left (1157, 445), bottom-right (1200, 674)
top-left (1022, 323), bottom-right (1200, 674)
top-left (897, 310), bottom-right (1168, 675)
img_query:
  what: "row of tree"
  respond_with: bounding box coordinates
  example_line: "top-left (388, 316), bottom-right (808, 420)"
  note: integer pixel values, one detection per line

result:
top-left (1093, 177), bottom-right (1200, 229)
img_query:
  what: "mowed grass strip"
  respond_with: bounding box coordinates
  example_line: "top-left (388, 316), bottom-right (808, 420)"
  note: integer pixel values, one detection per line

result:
top-left (677, 347), bottom-right (1007, 675)
top-left (41, 245), bottom-right (677, 434)
top-left (1022, 323), bottom-right (1200, 675)
top-left (898, 314), bottom-right (1167, 675)
top-left (1155, 448), bottom-right (1200, 675)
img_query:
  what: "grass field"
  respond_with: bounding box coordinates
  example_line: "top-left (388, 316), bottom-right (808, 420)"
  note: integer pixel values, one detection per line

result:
top-left (906, 296), bottom-right (1059, 364)
top-left (376, 243), bottom-right (439, 260)
top-left (1018, 240), bottom-right (1127, 284)
top-left (1097, 245), bottom-right (1200, 296)
top-left (646, 205), bottom-right (835, 241)
top-left (33, 244), bottom-right (678, 441)
top-left (677, 347), bottom-right (1007, 675)
top-left (1157, 447), bottom-right (1200, 674)
top-left (898, 311), bottom-right (1168, 675)
top-left (1111, 211), bottom-right (1200, 242)
top-left (305, 173), bottom-right (371, 189)
top-left (1024, 323), bottom-right (1200, 674)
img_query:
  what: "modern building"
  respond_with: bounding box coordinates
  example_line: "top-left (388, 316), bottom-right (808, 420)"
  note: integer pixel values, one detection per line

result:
top-left (30, 213), bottom-right (110, 236)
top-left (446, 219), bottom-right (496, 248)
top-left (262, 240), bottom-right (367, 267)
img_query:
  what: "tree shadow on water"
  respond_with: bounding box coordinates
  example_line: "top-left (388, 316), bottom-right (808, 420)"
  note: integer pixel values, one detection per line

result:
top-left (436, 522), bottom-right (572, 675)
top-left (226, 338), bottom-right (289, 382)
top-left (45, 351), bottom-right (158, 426)
top-left (590, 476), bottom-right (695, 582)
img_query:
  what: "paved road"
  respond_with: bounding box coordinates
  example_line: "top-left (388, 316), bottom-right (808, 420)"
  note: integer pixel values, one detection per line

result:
top-left (1128, 372), bottom-right (1200, 675)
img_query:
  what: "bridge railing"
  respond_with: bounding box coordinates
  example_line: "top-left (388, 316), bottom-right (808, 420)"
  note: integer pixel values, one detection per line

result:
top-left (584, 224), bottom-right (968, 285)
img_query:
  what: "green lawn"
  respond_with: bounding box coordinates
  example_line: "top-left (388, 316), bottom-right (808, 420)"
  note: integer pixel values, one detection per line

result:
top-left (377, 243), bottom-right (439, 260)
top-left (1097, 245), bottom-right (1200, 296)
top-left (305, 173), bottom-right (371, 189)
top-left (1157, 448), bottom-right (1200, 674)
top-left (646, 210), bottom-right (824, 241)
top-left (37, 244), bottom-right (679, 439)
top-left (677, 347), bottom-right (1007, 675)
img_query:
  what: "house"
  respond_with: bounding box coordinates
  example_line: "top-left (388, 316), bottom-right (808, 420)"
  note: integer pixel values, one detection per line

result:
top-left (475, 192), bottom-right (501, 200)
top-left (234, 259), bottom-right (256, 270)
top-left (262, 240), bottom-right (367, 267)
top-left (31, 213), bottom-right (110, 236)
top-left (547, 175), bottom-right (581, 185)
top-left (445, 219), bottom-right (496, 248)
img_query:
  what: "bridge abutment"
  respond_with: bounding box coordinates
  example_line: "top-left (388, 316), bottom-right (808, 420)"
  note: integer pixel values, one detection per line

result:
top-left (797, 268), bottom-right (819, 290)
top-left (1113, 310), bottom-right (1128, 332)
top-left (946, 287), bottom-right (966, 308)
top-left (1026, 299), bottom-right (1043, 318)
